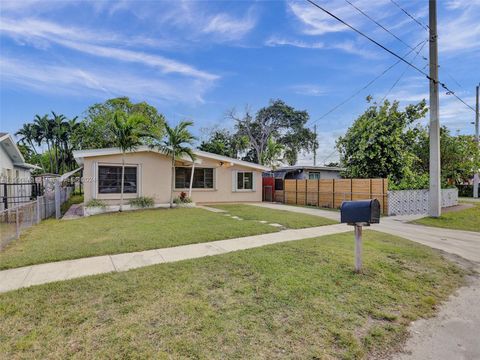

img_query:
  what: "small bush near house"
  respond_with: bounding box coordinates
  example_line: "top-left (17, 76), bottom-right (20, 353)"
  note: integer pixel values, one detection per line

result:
top-left (128, 197), bottom-right (154, 208)
top-left (174, 191), bottom-right (192, 204)
top-left (85, 199), bottom-right (107, 208)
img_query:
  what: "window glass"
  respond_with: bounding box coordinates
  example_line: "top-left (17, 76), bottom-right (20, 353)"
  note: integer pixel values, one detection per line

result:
top-left (237, 171), bottom-right (253, 190)
top-left (98, 166), bottom-right (137, 194)
top-left (309, 172), bottom-right (321, 180)
top-left (175, 168), bottom-right (214, 189)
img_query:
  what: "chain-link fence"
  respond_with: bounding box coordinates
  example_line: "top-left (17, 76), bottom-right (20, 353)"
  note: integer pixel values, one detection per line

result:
top-left (0, 187), bottom-right (72, 250)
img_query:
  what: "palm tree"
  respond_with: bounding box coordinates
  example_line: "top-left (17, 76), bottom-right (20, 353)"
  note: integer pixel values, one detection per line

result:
top-left (110, 112), bottom-right (147, 211)
top-left (262, 137), bottom-right (284, 170)
top-left (33, 114), bottom-right (53, 172)
top-left (155, 121), bottom-right (196, 208)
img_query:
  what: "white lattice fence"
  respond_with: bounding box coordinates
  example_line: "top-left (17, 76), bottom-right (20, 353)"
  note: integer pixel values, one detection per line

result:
top-left (388, 188), bottom-right (458, 216)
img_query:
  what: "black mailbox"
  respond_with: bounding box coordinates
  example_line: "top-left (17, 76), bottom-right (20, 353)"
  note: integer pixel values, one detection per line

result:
top-left (340, 199), bottom-right (380, 225)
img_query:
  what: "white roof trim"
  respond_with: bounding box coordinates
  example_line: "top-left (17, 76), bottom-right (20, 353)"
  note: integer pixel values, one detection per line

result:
top-left (73, 146), bottom-right (270, 171)
top-left (1, 133), bottom-right (41, 170)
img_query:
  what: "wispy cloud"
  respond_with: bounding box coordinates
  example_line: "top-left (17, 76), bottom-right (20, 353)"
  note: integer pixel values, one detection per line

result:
top-left (290, 84), bottom-right (327, 97)
top-left (438, 2), bottom-right (480, 53)
top-left (202, 11), bottom-right (257, 41)
top-left (0, 18), bottom-right (218, 81)
top-left (265, 36), bottom-right (324, 48)
top-left (265, 36), bottom-right (378, 59)
top-left (1, 56), bottom-right (213, 104)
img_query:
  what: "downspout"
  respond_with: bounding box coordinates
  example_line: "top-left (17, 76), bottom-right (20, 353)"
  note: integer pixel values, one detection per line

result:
top-left (188, 162), bottom-right (195, 198)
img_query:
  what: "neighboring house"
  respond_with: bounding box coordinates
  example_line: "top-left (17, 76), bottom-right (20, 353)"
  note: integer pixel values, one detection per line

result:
top-left (73, 147), bottom-right (270, 205)
top-left (0, 132), bottom-right (41, 209)
top-left (0, 133), bottom-right (39, 183)
top-left (272, 165), bottom-right (344, 181)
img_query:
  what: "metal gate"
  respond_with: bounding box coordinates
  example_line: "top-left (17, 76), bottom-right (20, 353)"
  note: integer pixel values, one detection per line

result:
top-left (262, 176), bottom-right (275, 202)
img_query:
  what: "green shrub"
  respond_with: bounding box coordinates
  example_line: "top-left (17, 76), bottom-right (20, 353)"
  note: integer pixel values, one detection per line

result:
top-left (128, 197), bottom-right (154, 208)
top-left (85, 199), bottom-right (107, 208)
top-left (174, 192), bottom-right (192, 204)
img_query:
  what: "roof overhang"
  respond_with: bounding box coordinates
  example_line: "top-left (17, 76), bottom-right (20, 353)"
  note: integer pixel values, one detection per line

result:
top-left (73, 146), bottom-right (270, 171)
top-left (13, 163), bottom-right (43, 170)
top-left (1, 133), bottom-right (42, 171)
top-left (0, 133), bottom-right (26, 164)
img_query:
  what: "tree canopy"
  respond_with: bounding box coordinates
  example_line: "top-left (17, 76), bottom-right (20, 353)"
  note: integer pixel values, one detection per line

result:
top-left (336, 97), bottom-right (479, 188)
top-left (79, 97), bottom-right (165, 149)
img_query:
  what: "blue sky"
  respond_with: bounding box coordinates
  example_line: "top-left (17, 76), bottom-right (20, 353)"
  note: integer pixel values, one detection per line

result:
top-left (1, 0), bottom-right (479, 164)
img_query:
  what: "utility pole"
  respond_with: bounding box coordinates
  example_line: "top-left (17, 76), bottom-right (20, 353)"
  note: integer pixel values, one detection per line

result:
top-left (474, 84), bottom-right (479, 198)
top-left (429, 0), bottom-right (441, 217)
top-left (313, 124), bottom-right (318, 166)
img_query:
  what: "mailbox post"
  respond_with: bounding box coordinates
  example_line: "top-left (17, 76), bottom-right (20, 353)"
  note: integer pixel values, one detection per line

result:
top-left (340, 199), bottom-right (381, 273)
top-left (354, 224), bottom-right (362, 272)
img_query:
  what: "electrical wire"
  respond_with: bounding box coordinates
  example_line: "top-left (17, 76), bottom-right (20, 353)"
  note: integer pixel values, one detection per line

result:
top-left (344, 0), bottom-right (426, 59)
top-left (381, 40), bottom-right (428, 102)
top-left (309, 40), bottom-right (426, 125)
top-left (389, 0), bottom-right (429, 31)
top-left (305, 0), bottom-right (476, 113)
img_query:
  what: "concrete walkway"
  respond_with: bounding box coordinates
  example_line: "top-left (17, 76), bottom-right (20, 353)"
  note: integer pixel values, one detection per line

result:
top-left (62, 203), bottom-right (84, 220)
top-left (0, 223), bottom-right (350, 293)
top-left (249, 202), bottom-right (480, 267)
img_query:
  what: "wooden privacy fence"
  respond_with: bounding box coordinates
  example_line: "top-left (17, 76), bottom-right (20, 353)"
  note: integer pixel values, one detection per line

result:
top-left (276, 178), bottom-right (388, 214)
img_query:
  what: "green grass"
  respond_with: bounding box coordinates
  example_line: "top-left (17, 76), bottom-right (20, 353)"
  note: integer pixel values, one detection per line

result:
top-left (0, 208), bottom-right (277, 270)
top-left (60, 194), bottom-right (84, 215)
top-left (412, 204), bottom-right (480, 232)
top-left (209, 204), bottom-right (337, 228)
top-left (0, 231), bottom-right (465, 359)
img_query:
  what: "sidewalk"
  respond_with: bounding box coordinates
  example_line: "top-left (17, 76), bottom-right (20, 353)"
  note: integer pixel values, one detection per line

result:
top-left (0, 223), bottom-right (350, 293)
top-left (249, 202), bottom-right (480, 266)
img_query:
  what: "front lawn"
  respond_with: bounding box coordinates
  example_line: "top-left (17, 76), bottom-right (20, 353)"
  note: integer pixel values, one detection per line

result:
top-left (0, 231), bottom-right (465, 359)
top-left (210, 204), bottom-right (337, 228)
top-left (0, 208), bottom-right (277, 270)
top-left (412, 204), bottom-right (480, 232)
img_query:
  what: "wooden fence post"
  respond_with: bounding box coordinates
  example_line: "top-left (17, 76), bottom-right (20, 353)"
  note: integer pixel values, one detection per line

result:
top-left (295, 180), bottom-right (298, 205)
top-left (332, 179), bottom-right (335, 208)
top-left (305, 180), bottom-right (307, 206)
top-left (317, 179), bottom-right (320, 208)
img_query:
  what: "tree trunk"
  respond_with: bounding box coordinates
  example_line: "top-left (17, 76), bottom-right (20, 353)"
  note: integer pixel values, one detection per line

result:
top-left (170, 155), bottom-right (175, 208)
top-left (120, 154), bottom-right (125, 212)
top-left (188, 162), bottom-right (195, 198)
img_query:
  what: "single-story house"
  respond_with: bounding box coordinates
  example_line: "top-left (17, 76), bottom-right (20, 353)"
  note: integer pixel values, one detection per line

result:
top-left (0, 132), bottom-right (42, 209)
top-left (0, 133), bottom-right (40, 182)
top-left (73, 146), bottom-right (270, 205)
top-left (272, 165), bottom-right (344, 181)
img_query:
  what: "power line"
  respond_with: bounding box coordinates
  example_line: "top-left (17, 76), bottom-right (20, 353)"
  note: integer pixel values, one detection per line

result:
top-left (344, 0), bottom-right (426, 59)
top-left (309, 40), bottom-right (426, 125)
top-left (381, 40), bottom-right (428, 102)
top-left (305, 0), bottom-right (476, 113)
top-left (389, 0), bottom-right (429, 31)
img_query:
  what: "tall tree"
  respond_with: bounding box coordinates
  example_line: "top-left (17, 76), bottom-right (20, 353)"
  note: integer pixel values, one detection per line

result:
top-left (81, 97), bottom-right (165, 149)
top-left (154, 121), bottom-right (196, 208)
top-left (261, 137), bottom-right (284, 169)
top-left (110, 112), bottom-right (147, 211)
top-left (230, 100), bottom-right (317, 165)
top-left (336, 98), bottom-right (428, 182)
top-left (198, 128), bottom-right (248, 158)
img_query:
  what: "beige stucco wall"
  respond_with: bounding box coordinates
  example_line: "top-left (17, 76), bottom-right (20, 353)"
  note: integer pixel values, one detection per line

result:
top-left (82, 151), bottom-right (263, 205)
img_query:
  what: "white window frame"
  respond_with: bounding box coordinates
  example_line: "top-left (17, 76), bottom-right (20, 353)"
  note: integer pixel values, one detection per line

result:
top-left (95, 162), bottom-right (140, 198)
top-left (235, 171), bottom-right (255, 192)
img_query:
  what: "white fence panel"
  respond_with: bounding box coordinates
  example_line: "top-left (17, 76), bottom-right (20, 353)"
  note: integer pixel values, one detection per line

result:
top-left (388, 188), bottom-right (458, 216)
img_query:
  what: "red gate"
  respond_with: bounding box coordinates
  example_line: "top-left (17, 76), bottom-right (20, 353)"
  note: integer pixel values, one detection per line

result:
top-left (262, 177), bottom-right (274, 202)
